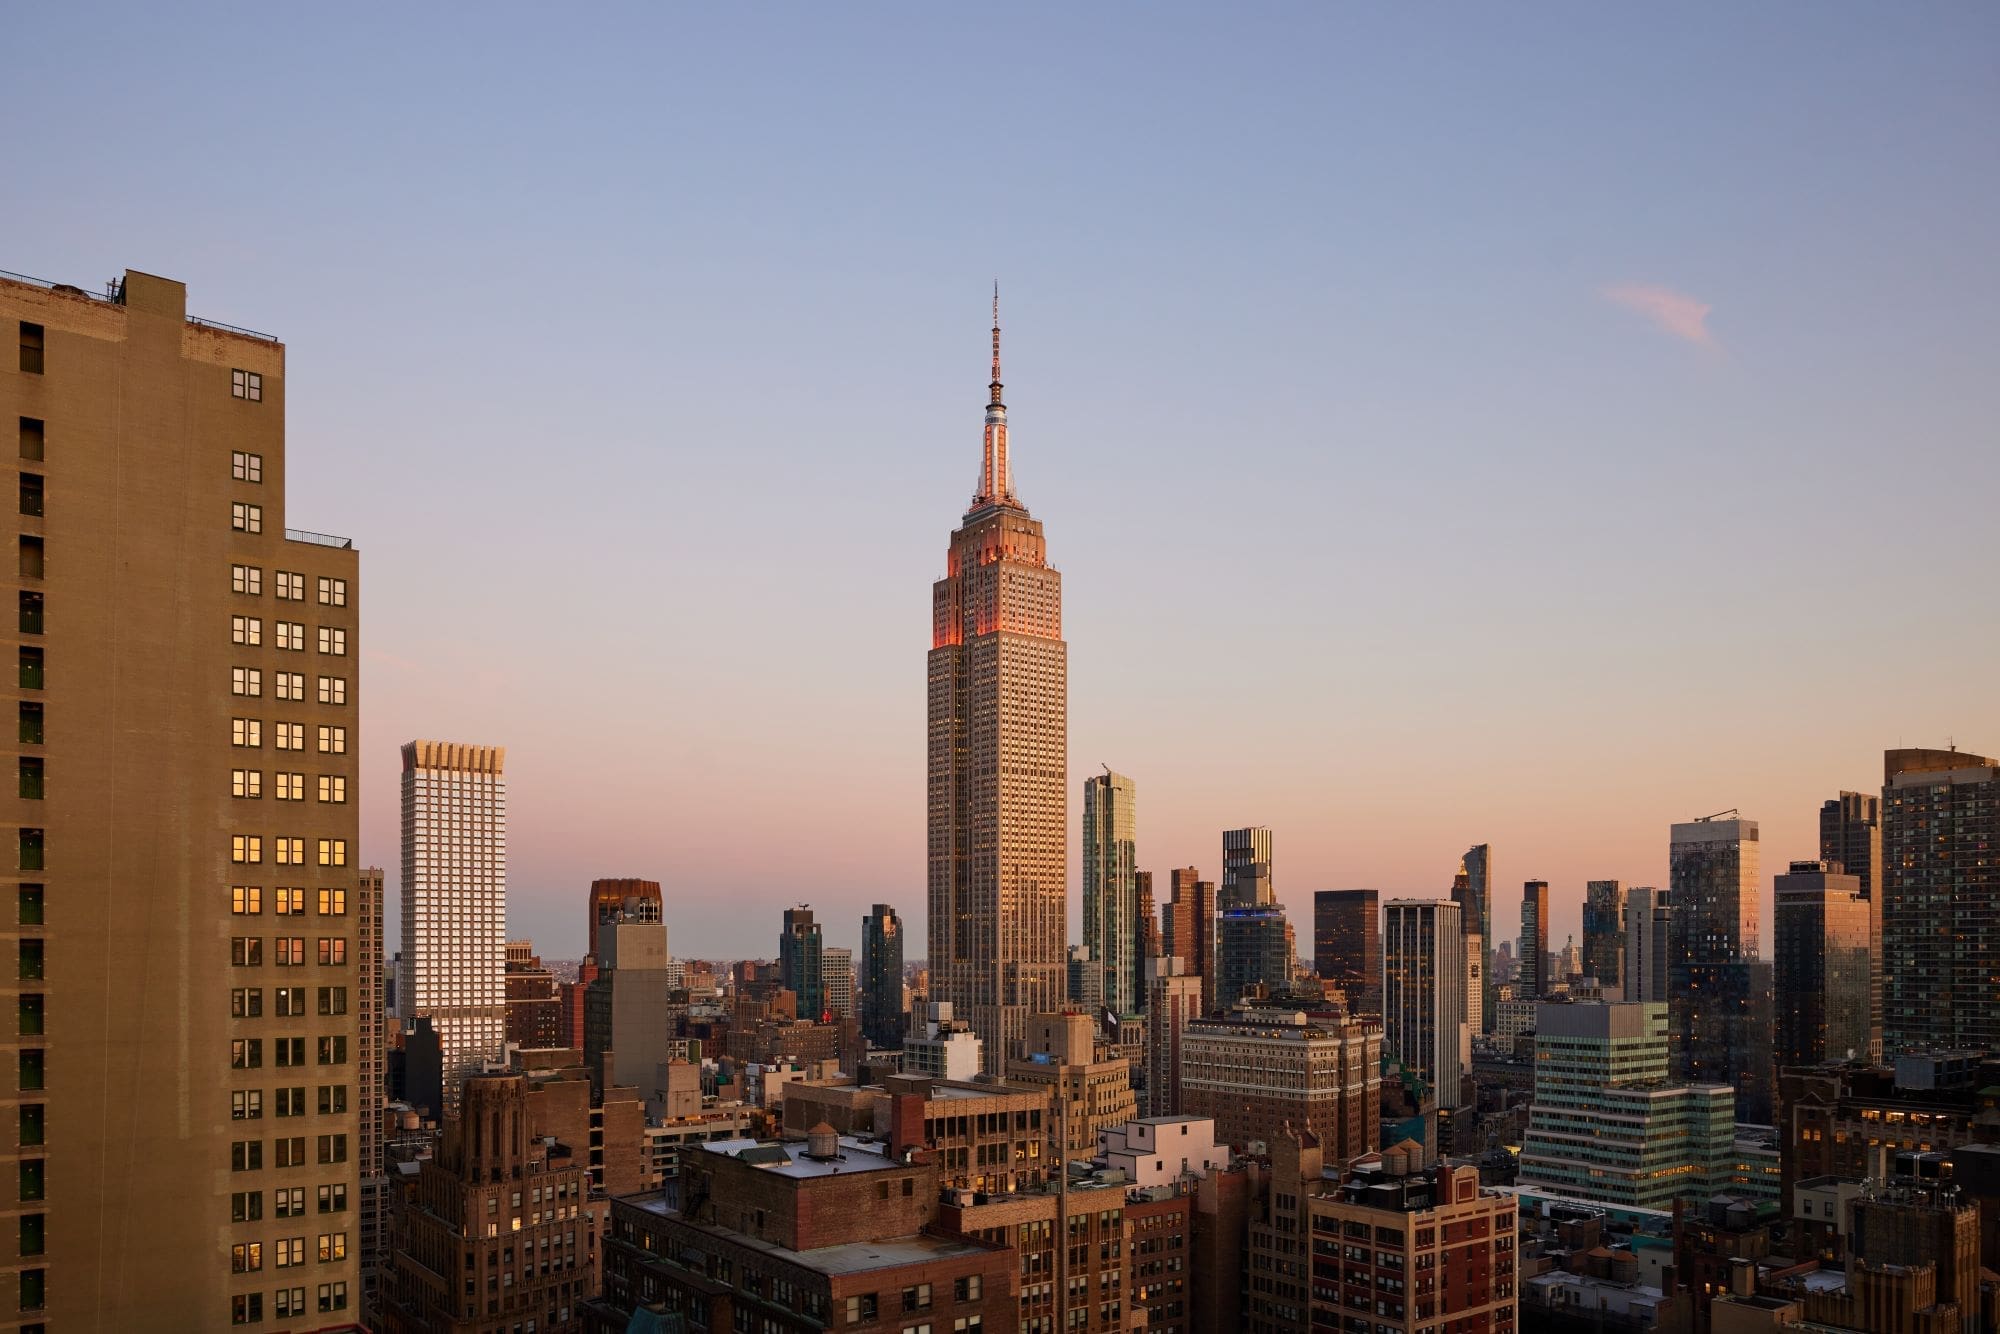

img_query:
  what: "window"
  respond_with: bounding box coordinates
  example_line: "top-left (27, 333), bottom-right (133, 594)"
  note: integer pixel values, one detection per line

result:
top-left (276, 571), bottom-right (305, 601)
top-left (275, 1237), bottom-right (305, 1268)
top-left (231, 667), bottom-right (262, 697)
top-left (275, 722), bottom-right (304, 751)
top-left (18, 473), bottom-right (42, 519)
top-left (316, 839), bottom-right (347, 868)
top-left (316, 676), bottom-right (346, 705)
top-left (275, 1137), bottom-right (306, 1168)
top-left (275, 1087), bottom-right (305, 1117)
top-left (317, 939), bottom-right (348, 967)
top-left (16, 829), bottom-right (41, 871)
top-left (231, 1039), bottom-right (263, 1069)
top-left (318, 1282), bottom-right (348, 1313)
top-left (273, 888), bottom-right (304, 916)
top-left (317, 1232), bottom-right (347, 1263)
top-left (17, 757), bottom-right (40, 802)
top-left (277, 1186), bottom-right (306, 1217)
top-left (956, 1276), bottom-right (982, 1302)
top-left (232, 451), bottom-right (263, 483)
top-left (231, 1293), bottom-right (262, 1326)
top-left (275, 1037), bottom-right (305, 1068)
top-left (276, 1287), bottom-right (306, 1319)
top-left (316, 1082), bottom-right (348, 1112)
top-left (275, 671), bottom-right (305, 701)
top-left (231, 1139), bottom-right (263, 1171)
top-left (316, 627), bottom-right (346, 656)
top-left (232, 1090), bottom-right (263, 1121)
top-left (904, 1284), bottom-right (932, 1313)
top-left (275, 987), bottom-right (305, 1016)
top-left (18, 702), bottom-right (41, 748)
top-left (232, 1190), bottom-right (262, 1223)
top-left (19, 1105), bottom-right (42, 1148)
top-left (232, 368), bottom-right (263, 401)
top-left (275, 938), bottom-right (305, 967)
top-left (275, 772), bottom-right (303, 802)
top-left (848, 1295), bottom-right (881, 1323)
top-left (18, 417), bottom-right (43, 461)
top-left (18, 534), bottom-right (40, 579)
top-left (317, 775), bottom-right (346, 804)
top-left (231, 835), bottom-right (262, 865)
top-left (18, 646), bottom-right (41, 690)
top-left (17, 1048), bottom-right (41, 1091)
top-left (232, 564), bottom-right (263, 596)
top-left (232, 885), bottom-right (262, 915)
top-left (231, 987), bottom-right (262, 1018)
top-left (231, 937), bottom-right (263, 967)
top-left (231, 768), bottom-right (263, 799)
top-left (19, 591), bottom-right (42, 635)
top-left (316, 888), bottom-right (346, 916)
top-left (317, 1134), bottom-right (348, 1164)
top-left (231, 502), bottom-right (263, 534)
top-left (317, 577), bottom-right (347, 607)
top-left (318, 1181), bottom-right (348, 1212)
top-left (317, 725), bottom-right (347, 755)
top-left (18, 324), bottom-right (43, 375)
top-left (231, 1241), bottom-right (263, 1273)
top-left (316, 1036), bottom-right (347, 1065)
top-left (274, 837), bottom-right (304, 865)
top-left (275, 621), bottom-right (304, 651)
top-left (231, 718), bottom-right (262, 749)
top-left (231, 615), bottom-right (263, 645)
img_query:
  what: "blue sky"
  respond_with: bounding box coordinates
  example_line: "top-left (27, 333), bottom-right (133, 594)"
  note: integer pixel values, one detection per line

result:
top-left (11, 4), bottom-right (1997, 959)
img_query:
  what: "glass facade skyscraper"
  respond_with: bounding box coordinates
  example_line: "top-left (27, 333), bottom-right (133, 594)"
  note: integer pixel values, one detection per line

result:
top-left (1082, 770), bottom-right (1138, 1017)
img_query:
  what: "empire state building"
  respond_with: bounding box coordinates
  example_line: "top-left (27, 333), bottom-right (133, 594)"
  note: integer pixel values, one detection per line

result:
top-left (927, 292), bottom-right (1068, 1072)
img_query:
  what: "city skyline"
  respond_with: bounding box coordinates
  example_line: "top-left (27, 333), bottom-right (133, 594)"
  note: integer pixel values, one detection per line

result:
top-left (11, 6), bottom-right (1994, 962)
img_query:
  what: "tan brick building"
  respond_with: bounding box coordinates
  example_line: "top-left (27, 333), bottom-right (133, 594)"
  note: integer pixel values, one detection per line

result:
top-left (1179, 1003), bottom-right (1383, 1163)
top-left (1, 269), bottom-right (363, 1329)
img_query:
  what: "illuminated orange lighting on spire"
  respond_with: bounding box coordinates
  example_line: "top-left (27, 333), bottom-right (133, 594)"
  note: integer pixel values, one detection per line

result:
top-left (974, 282), bottom-right (1017, 511)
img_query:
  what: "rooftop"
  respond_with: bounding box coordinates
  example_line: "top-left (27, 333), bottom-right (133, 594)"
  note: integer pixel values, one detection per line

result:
top-left (0, 267), bottom-right (280, 342)
top-left (627, 1195), bottom-right (991, 1276)
top-left (699, 1135), bottom-right (904, 1178)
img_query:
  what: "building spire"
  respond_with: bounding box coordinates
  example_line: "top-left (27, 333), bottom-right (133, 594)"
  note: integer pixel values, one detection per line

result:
top-left (974, 282), bottom-right (1016, 509)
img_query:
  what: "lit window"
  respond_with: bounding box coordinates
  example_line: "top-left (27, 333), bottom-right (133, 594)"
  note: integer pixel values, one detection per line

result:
top-left (231, 564), bottom-right (263, 596)
top-left (274, 837), bottom-right (305, 866)
top-left (231, 835), bottom-right (262, 865)
top-left (232, 451), bottom-right (263, 483)
top-left (231, 769), bottom-right (263, 799)
top-left (275, 938), bottom-right (305, 967)
top-left (275, 571), bottom-right (305, 601)
top-left (317, 775), bottom-right (346, 804)
top-left (231, 1090), bottom-right (263, 1121)
top-left (275, 722), bottom-right (304, 751)
top-left (231, 718), bottom-right (262, 748)
top-left (275, 772), bottom-right (303, 801)
top-left (232, 369), bottom-right (263, 402)
top-left (231, 615), bottom-right (262, 646)
top-left (317, 577), bottom-right (347, 607)
top-left (316, 888), bottom-right (346, 916)
top-left (316, 626), bottom-right (346, 656)
top-left (231, 502), bottom-right (263, 534)
top-left (273, 887), bottom-right (304, 916)
top-left (231, 667), bottom-right (261, 697)
top-left (317, 939), bottom-right (348, 968)
top-left (317, 726), bottom-right (347, 755)
top-left (275, 671), bottom-right (305, 701)
top-left (317, 839), bottom-right (347, 868)
top-left (276, 621), bottom-right (304, 651)
top-left (317, 1232), bottom-right (347, 1263)
top-left (230, 1239), bottom-right (262, 1271)
top-left (275, 1237), bottom-right (304, 1268)
top-left (316, 676), bottom-right (346, 705)
top-left (232, 885), bottom-right (262, 915)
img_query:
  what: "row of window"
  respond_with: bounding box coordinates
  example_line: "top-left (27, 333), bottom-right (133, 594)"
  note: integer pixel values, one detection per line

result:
top-left (230, 938), bottom-right (350, 968)
top-left (229, 837), bottom-right (348, 867)
top-left (233, 1183), bottom-right (346, 1221)
top-left (230, 771), bottom-right (346, 803)
top-left (230, 566), bottom-right (347, 605)
top-left (232, 1283), bottom-right (350, 1326)
top-left (230, 1232), bottom-right (346, 1272)
top-left (229, 1037), bottom-right (349, 1069)
top-left (228, 618), bottom-right (346, 655)
top-left (231, 1135), bottom-right (347, 1170)
top-left (230, 1085), bottom-right (349, 1119)
top-left (230, 722), bottom-right (348, 753)
top-left (11, 387), bottom-right (49, 1324)
top-left (229, 668), bottom-right (348, 704)
top-left (231, 888), bottom-right (348, 916)
top-left (231, 986), bottom-right (346, 1017)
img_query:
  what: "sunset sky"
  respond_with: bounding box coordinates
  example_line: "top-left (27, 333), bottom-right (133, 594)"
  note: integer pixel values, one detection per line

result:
top-left (14, 5), bottom-right (1996, 961)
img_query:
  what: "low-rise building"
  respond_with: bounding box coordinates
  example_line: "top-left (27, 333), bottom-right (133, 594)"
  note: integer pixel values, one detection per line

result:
top-left (1005, 1012), bottom-right (1139, 1158)
top-left (1097, 1116), bottom-right (1228, 1190)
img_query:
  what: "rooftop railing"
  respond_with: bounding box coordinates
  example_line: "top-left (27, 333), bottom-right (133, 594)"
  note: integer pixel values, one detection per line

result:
top-left (286, 529), bottom-right (354, 550)
top-left (1, 269), bottom-right (279, 341)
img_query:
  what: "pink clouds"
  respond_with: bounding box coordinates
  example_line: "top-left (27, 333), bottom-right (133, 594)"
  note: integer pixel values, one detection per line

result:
top-left (1602, 282), bottom-right (1716, 346)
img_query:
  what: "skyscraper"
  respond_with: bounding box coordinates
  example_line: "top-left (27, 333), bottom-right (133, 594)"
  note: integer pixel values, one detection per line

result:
top-left (780, 906), bottom-right (824, 1020)
top-left (927, 294), bottom-right (1068, 1072)
top-left (1144, 958), bottom-right (1202, 1117)
top-left (359, 866), bottom-right (390, 1319)
top-left (584, 895), bottom-right (672, 1092)
top-left (821, 946), bottom-right (855, 1020)
top-left (1162, 867), bottom-right (1215, 1012)
top-left (1, 269), bottom-right (366, 1326)
top-left (1520, 880), bottom-right (1549, 999)
top-left (1882, 747), bottom-right (2000, 1054)
top-left (400, 740), bottom-right (509, 1111)
top-left (1216, 827), bottom-right (1289, 1009)
top-left (1773, 861), bottom-right (1871, 1070)
top-left (860, 903), bottom-right (905, 1049)
top-left (1383, 900), bottom-right (1468, 1110)
top-left (1313, 889), bottom-right (1381, 1018)
top-left (1458, 844), bottom-right (1497, 1031)
top-left (1133, 869), bottom-right (1160, 1005)
top-left (1624, 886), bottom-right (1671, 1004)
top-left (1082, 769), bottom-right (1139, 1017)
top-left (1820, 791), bottom-right (1882, 1060)
top-left (587, 877), bottom-right (662, 961)
top-left (1669, 813), bottom-right (1767, 1122)
top-left (1582, 880), bottom-right (1627, 997)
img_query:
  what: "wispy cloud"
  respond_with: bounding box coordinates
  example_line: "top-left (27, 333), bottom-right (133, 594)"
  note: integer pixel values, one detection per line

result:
top-left (1602, 283), bottom-right (1716, 347)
